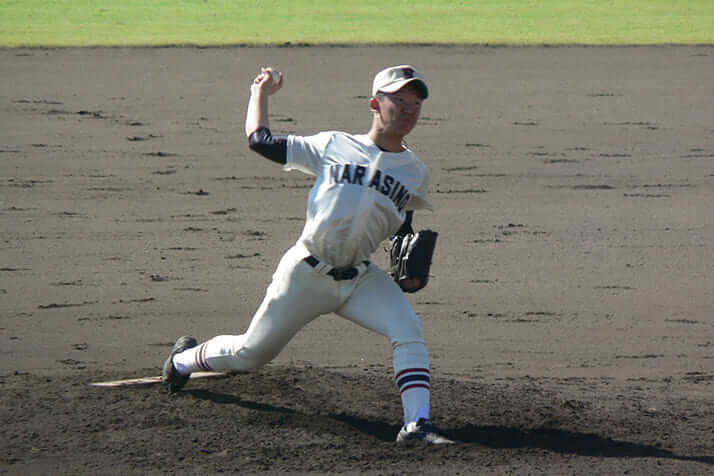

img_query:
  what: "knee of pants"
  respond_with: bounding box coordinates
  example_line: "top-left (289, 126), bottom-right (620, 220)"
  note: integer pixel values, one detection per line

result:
top-left (393, 341), bottom-right (429, 374)
top-left (235, 342), bottom-right (282, 369)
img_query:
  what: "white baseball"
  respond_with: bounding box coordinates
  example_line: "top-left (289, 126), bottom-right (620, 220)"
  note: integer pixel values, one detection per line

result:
top-left (266, 69), bottom-right (280, 84)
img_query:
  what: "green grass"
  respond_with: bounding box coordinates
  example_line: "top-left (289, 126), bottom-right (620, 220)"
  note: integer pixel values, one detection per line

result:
top-left (1, 0), bottom-right (712, 47)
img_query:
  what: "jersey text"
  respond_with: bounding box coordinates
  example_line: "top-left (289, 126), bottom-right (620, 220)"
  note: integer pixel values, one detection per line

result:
top-left (329, 163), bottom-right (411, 211)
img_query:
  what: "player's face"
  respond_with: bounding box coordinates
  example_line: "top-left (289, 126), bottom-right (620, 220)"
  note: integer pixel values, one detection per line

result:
top-left (376, 83), bottom-right (423, 137)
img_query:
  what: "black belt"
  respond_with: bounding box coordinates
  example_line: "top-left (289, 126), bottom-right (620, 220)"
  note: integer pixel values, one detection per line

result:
top-left (303, 256), bottom-right (368, 281)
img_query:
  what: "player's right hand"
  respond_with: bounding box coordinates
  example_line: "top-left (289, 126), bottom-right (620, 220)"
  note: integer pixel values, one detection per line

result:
top-left (251, 68), bottom-right (283, 96)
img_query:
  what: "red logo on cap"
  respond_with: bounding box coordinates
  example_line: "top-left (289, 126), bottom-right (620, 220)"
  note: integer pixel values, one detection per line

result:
top-left (401, 67), bottom-right (414, 78)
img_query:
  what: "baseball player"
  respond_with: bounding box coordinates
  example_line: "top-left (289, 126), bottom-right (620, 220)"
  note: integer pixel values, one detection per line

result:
top-left (162, 65), bottom-right (452, 444)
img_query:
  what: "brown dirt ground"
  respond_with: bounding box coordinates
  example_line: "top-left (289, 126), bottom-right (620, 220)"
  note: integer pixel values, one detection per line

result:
top-left (1, 46), bottom-right (713, 475)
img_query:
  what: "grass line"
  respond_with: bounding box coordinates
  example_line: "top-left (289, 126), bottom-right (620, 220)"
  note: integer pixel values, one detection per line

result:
top-left (1, 0), bottom-right (713, 47)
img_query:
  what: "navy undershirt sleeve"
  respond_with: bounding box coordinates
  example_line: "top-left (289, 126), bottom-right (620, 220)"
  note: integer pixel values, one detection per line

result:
top-left (248, 127), bottom-right (288, 165)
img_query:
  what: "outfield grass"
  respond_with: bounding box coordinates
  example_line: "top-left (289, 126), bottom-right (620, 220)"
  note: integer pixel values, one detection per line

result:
top-left (1, 0), bottom-right (712, 47)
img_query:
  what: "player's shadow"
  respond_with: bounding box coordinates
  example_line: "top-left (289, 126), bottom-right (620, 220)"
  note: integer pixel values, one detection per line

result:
top-left (185, 389), bottom-right (713, 465)
top-left (338, 417), bottom-right (713, 464)
top-left (186, 388), bottom-right (296, 415)
top-left (187, 388), bottom-right (400, 439)
top-left (331, 412), bottom-right (401, 441)
top-left (449, 423), bottom-right (714, 465)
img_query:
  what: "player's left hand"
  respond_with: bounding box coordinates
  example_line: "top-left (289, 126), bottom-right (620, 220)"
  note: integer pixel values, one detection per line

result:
top-left (389, 229), bottom-right (438, 293)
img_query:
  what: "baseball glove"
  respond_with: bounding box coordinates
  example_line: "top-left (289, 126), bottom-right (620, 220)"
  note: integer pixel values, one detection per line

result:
top-left (389, 229), bottom-right (438, 293)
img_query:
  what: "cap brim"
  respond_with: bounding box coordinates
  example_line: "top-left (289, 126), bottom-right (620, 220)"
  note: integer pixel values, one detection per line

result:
top-left (378, 78), bottom-right (429, 99)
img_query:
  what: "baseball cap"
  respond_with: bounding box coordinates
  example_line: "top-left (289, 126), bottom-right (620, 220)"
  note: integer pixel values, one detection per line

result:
top-left (372, 65), bottom-right (429, 99)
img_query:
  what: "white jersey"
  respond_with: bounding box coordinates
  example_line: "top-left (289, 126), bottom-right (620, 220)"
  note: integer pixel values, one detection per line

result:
top-left (285, 131), bottom-right (432, 267)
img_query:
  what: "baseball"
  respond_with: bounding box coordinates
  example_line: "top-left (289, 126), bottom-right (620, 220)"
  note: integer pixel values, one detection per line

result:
top-left (264, 68), bottom-right (280, 84)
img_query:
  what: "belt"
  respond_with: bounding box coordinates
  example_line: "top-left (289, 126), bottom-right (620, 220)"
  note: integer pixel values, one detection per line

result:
top-left (303, 255), bottom-right (369, 281)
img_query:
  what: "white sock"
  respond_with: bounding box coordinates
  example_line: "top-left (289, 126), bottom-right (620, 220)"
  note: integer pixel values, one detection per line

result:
top-left (401, 388), bottom-right (430, 426)
top-left (172, 342), bottom-right (212, 375)
top-left (398, 374), bottom-right (430, 425)
top-left (393, 341), bottom-right (431, 426)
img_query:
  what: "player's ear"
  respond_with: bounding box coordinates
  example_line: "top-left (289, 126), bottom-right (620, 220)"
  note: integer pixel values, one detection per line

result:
top-left (369, 96), bottom-right (380, 112)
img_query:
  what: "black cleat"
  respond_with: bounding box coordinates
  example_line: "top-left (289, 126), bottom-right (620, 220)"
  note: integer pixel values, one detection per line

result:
top-left (161, 336), bottom-right (198, 394)
top-left (396, 418), bottom-right (454, 444)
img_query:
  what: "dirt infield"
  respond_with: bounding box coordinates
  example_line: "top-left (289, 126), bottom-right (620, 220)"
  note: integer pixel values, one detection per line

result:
top-left (1, 46), bottom-right (713, 475)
